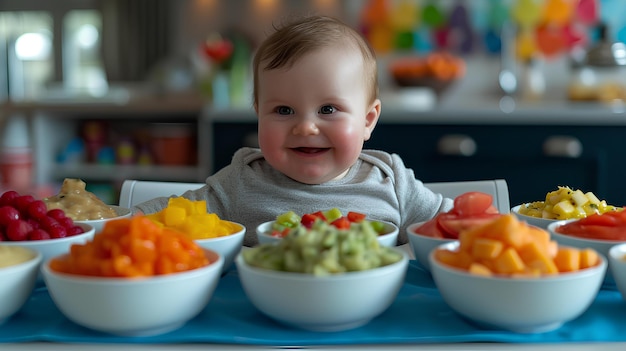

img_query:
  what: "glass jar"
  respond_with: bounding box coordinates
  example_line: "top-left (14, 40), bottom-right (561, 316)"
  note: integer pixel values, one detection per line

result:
top-left (568, 24), bottom-right (626, 102)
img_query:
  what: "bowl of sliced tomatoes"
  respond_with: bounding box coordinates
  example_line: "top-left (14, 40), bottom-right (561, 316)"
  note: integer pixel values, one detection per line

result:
top-left (547, 209), bottom-right (626, 287)
top-left (407, 192), bottom-right (502, 271)
top-left (255, 209), bottom-right (398, 247)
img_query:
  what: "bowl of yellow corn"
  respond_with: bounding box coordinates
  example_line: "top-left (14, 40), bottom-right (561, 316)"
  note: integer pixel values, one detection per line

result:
top-left (512, 186), bottom-right (620, 229)
top-left (145, 197), bottom-right (245, 273)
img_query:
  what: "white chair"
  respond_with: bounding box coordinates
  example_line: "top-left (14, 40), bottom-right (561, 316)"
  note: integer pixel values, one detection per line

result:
top-left (118, 179), bottom-right (510, 213)
top-left (424, 179), bottom-right (510, 214)
top-left (118, 180), bottom-right (204, 208)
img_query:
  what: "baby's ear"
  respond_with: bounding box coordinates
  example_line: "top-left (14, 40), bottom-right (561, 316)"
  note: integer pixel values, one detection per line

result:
top-left (363, 99), bottom-right (381, 141)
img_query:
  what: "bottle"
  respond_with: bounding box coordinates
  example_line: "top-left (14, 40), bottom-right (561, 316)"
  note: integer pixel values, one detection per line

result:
top-left (1, 115), bottom-right (33, 191)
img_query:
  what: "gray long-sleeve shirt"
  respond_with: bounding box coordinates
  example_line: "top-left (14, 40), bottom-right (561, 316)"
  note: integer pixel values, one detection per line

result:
top-left (134, 147), bottom-right (453, 246)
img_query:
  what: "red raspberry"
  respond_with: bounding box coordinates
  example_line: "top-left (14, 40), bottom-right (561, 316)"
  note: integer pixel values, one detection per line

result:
top-left (26, 200), bottom-right (48, 219)
top-left (48, 225), bottom-right (68, 239)
top-left (0, 206), bottom-right (20, 226)
top-left (13, 195), bottom-right (35, 214)
top-left (6, 220), bottom-right (33, 241)
top-left (57, 217), bottom-right (75, 229)
top-left (67, 225), bottom-right (85, 236)
top-left (0, 190), bottom-right (19, 207)
top-left (47, 209), bottom-right (67, 221)
top-left (28, 229), bottom-right (51, 241)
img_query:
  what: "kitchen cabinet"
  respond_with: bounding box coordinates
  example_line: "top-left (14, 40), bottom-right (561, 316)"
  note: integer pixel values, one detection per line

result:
top-left (207, 103), bottom-right (626, 207)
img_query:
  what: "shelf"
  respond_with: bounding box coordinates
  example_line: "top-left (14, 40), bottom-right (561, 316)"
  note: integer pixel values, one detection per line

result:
top-left (50, 164), bottom-right (202, 182)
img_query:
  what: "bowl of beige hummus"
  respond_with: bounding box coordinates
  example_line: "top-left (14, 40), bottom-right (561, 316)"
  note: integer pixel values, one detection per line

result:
top-left (44, 178), bottom-right (132, 233)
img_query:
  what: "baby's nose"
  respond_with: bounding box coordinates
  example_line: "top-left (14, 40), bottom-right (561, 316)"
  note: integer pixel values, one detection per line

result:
top-left (292, 119), bottom-right (320, 135)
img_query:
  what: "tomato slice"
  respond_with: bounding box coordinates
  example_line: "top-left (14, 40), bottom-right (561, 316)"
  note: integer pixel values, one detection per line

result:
top-left (557, 224), bottom-right (626, 241)
top-left (413, 217), bottom-right (446, 238)
top-left (347, 211), bottom-right (366, 223)
top-left (451, 192), bottom-right (494, 217)
top-left (437, 213), bottom-right (501, 239)
top-left (574, 212), bottom-right (621, 227)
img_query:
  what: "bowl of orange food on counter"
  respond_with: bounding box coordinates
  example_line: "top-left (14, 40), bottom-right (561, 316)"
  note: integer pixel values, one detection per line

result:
top-left (430, 214), bottom-right (606, 333)
top-left (43, 178), bottom-right (132, 233)
top-left (407, 191), bottom-right (502, 271)
top-left (41, 215), bottom-right (223, 336)
top-left (145, 197), bottom-right (245, 273)
top-left (512, 186), bottom-right (621, 229)
top-left (389, 52), bottom-right (465, 96)
top-left (256, 208), bottom-right (399, 247)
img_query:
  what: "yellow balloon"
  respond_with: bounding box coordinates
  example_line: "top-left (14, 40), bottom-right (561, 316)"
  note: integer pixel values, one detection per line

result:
top-left (511, 0), bottom-right (542, 27)
top-left (516, 29), bottom-right (537, 61)
top-left (390, 0), bottom-right (420, 30)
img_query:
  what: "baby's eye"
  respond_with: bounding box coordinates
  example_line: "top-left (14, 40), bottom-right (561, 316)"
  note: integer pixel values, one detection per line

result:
top-left (319, 105), bottom-right (335, 114)
top-left (276, 106), bottom-right (294, 115)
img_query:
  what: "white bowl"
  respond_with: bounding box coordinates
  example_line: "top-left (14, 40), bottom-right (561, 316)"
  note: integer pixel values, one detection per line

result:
top-left (429, 241), bottom-right (606, 333)
top-left (74, 205), bottom-right (132, 233)
top-left (0, 247), bottom-right (42, 325)
top-left (511, 205), bottom-right (559, 229)
top-left (608, 243), bottom-right (626, 301)
top-left (42, 248), bottom-right (223, 336)
top-left (1, 223), bottom-right (95, 282)
top-left (406, 221), bottom-right (455, 272)
top-left (547, 220), bottom-right (624, 286)
top-left (256, 220), bottom-right (399, 247)
top-left (235, 249), bottom-right (409, 332)
top-left (194, 221), bottom-right (245, 273)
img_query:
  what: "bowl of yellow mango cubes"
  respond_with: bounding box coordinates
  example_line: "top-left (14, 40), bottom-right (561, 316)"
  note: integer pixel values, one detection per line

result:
top-left (145, 197), bottom-right (245, 273)
top-left (511, 186), bottom-right (619, 229)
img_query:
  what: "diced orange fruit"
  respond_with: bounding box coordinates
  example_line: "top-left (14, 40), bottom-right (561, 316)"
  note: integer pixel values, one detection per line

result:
top-left (554, 247), bottom-right (581, 272)
top-left (433, 214), bottom-right (601, 277)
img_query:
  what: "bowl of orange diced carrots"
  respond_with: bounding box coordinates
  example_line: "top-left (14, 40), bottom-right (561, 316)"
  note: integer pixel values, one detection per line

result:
top-left (429, 214), bottom-right (606, 334)
top-left (389, 52), bottom-right (465, 96)
top-left (41, 215), bottom-right (224, 336)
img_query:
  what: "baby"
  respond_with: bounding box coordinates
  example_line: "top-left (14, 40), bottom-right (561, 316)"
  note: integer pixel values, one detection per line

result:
top-left (134, 14), bottom-right (453, 246)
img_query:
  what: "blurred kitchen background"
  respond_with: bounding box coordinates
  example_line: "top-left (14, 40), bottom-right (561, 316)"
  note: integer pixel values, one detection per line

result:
top-left (1, 0), bottom-right (625, 207)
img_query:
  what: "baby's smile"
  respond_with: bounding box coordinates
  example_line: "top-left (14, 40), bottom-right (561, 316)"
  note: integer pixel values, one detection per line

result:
top-left (291, 147), bottom-right (329, 155)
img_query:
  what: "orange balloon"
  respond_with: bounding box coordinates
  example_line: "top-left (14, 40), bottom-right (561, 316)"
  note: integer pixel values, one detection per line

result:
top-left (535, 24), bottom-right (567, 58)
top-left (542, 0), bottom-right (575, 26)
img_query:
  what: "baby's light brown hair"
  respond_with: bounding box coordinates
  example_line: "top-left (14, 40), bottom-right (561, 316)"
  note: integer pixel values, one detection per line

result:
top-left (252, 15), bottom-right (378, 108)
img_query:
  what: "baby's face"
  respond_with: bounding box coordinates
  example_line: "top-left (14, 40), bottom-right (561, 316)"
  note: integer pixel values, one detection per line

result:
top-left (255, 45), bottom-right (380, 184)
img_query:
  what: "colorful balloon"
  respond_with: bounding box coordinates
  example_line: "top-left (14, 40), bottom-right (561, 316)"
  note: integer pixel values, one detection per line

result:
top-left (542, 0), bottom-right (574, 27)
top-left (576, 0), bottom-right (598, 25)
top-left (511, 0), bottom-right (542, 27)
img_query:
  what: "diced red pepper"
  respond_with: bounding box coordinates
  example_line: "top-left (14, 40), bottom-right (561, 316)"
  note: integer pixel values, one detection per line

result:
top-left (331, 216), bottom-right (351, 230)
top-left (300, 213), bottom-right (318, 228)
top-left (347, 211), bottom-right (366, 223)
top-left (310, 211), bottom-right (327, 220)
top-left (271, 228), bottom-right (291, 238)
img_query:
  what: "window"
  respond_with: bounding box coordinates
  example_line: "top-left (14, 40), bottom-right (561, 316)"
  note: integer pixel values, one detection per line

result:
top-left (63, 10), bottom-right (107, 96)
top-left (0, 11), bottom-right (53, 100)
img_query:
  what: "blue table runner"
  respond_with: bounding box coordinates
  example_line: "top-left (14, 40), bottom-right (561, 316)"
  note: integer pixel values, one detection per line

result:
top-left (2, 261), bottom-right (626, 346)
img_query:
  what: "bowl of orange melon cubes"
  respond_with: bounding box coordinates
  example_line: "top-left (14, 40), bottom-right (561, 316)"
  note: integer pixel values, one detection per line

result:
top-left (429, 213), bottom-right (606, 334)
top-left (145, 197), bottom-right (245, 273)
